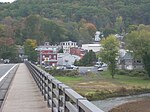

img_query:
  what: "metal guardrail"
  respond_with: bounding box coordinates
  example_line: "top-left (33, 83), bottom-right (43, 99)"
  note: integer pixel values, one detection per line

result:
top-left (25, 61), bottom-right (104, 112)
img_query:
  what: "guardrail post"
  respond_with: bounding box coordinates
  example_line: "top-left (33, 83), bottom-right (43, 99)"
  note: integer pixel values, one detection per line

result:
top-left (44, 74), bottom-right (48, 101)
top-left (64, 94), bottom-right (69, 112)
top-left (58, 84), bottom-right (70, 112)
top-left (47, 76), bottom-right (53, 108)
top-left (51, 82), bottom-right (55, 112)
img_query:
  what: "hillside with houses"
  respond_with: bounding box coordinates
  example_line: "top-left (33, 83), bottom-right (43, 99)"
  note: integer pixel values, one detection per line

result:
top-left (0, 0), bottom-right (149, 75)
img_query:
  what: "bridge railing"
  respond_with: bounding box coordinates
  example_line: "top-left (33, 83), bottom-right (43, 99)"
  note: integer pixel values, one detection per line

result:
top-left (25, 61), bottom-right (104, 112)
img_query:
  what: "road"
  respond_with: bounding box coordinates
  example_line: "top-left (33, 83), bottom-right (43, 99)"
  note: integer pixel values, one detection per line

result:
top-left (0, 64), bottom-right (16, 108)
top-left (78, 66), bottom-right (107, 74)
top-left (0, 64), bottom-right (15, 79)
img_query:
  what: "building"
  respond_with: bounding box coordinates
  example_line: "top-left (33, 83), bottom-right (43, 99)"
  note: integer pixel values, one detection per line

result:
top-left (60, 41), bottom-right (77, 53)
top-left (36, 42), bottom-right (60, 66)
top-left (119, 52), bottom-right (143, 70)
top-left (70, 47), bottom-right (86, 58)
top-left (81, 44), bottom-right (102, 53)
top-left (94, 31), bottom-right (101, 42)
top-left (57, 53), bottom-right (81, 66)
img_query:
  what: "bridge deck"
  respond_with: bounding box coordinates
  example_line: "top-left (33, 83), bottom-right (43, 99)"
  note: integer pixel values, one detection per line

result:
top-left (1, 63), bottom-right (51, 112)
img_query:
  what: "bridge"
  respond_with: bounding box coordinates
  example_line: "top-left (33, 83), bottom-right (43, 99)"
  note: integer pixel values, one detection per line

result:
top-left (0, 62), bottom-right (104, 112)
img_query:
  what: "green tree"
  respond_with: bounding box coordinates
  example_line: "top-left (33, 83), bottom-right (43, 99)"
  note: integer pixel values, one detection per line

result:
top-left (0, 45), bottom-right (17, 62)
top-left (115, 16), bottom-right (124, 34)
top-left (103, 28), bottom-right (117, 38)
top-left (100, 35), bottom-right (119, 78)
top-left (0, 24), bottom-right (5, 37)
top-left (125, 25), bottom-right (150, 77)
top-left (79, 50), bottom-right (97, 66)
top-left (24, 39), bottom-right (37, 62)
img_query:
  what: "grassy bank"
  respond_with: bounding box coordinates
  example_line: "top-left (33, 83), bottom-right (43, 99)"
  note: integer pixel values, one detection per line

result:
top-left (55, 71), bottom-right (150, 101)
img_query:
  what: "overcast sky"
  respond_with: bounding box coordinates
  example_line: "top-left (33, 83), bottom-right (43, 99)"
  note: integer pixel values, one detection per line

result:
top-left (0, 0), bottom-right (15, 3)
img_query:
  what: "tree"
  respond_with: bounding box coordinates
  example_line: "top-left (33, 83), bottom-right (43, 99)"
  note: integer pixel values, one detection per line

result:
top-left (103, 28), bottom-right (117, 38)
top-left (0, 45), bottom-right (17, 62)
top-left (0, 24), bottom-right (5, 37)
top-left (115, 16), bottom-right (124, 34)
top-left (78, 50), bottom-right (97, 66)
top-left (125, 25), bottom-right (150, 77)
top-left (99, 35), bottom-right (119, 78)
top-left (24, 39), bottom-right (37, 62)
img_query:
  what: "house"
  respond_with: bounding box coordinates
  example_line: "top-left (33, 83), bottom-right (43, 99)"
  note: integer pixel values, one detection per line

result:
top-left (57, 53), bottom-right (81, 66)
top-left (81, 43), bottom-right (102, 53)
top-left (60, 41), bottom-right (77, 53)
top-left (70, 47), bottom-right (86, 58)
top-left (35, 42), bottom-right (60, 66)
top-left (119, 52), bottom-right (134, 70)
top-left (119, 52), bottom-right (143, 70)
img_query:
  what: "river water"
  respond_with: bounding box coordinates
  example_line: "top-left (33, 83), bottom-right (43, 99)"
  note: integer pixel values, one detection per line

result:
top-left (91, 93), bottom-right (150, 112)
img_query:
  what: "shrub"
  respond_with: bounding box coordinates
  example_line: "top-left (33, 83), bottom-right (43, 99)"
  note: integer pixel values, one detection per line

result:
top-left (129, 70), bottom-right (147, 77)
top-left (116, 69), bottom-right (129, 75)
top-left (47, 69), bottom-right (79, 77)
top-left (117, 69), bottom-right (147, 77)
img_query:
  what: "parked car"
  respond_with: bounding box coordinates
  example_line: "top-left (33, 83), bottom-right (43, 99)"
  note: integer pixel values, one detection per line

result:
top-left (102, 63), bottom-right (108, 67)
top-left (56, 66), bottom-right (65, 70)
top-left (4, 59), bottom-right (10, 64)
top-left (44, 66), bottom-right (52, 70)
top-left (97, 66), bottom-right (103, 71)
top-left (94, 62), bottom-right (102, 67)
top-left (65, 65), bottom-right (78, 70)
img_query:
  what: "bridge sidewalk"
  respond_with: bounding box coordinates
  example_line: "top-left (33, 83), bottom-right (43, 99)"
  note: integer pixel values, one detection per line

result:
top-left (1, 63), bottom-right (51, 112)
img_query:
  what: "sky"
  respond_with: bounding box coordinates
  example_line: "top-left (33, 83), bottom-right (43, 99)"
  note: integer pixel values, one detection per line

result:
top-left (0, 0), bottom-right (15, 3)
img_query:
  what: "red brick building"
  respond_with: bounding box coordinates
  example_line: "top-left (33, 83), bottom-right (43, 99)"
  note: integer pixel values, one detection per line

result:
top-left (70, 47), bottom-right (85, 58)
top-left (36, 42), bottom-right (60, 66)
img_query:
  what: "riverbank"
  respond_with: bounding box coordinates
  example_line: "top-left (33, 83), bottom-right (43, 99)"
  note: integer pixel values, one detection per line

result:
top-left (109, 99), bottom-right (150, 112)
top-left (92, 93), bottom-right (150, 112)
top-left (55, 71), bottom-right (150, 101)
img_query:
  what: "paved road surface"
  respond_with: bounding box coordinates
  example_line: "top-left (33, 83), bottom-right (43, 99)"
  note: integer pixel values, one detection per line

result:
top-left (79, 66), bottom-right (107, 74)
top-left (0, 64), bottom-right (16, 108)
top-left (0, 64), bottom-right (14, 79)
top-left (79, 66), bottom-right (98, 74)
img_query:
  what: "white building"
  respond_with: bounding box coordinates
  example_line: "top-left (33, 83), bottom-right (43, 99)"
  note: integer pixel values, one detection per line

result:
top-left (81, 44), bottom-right (102, 53)
top-left (60, 41), bottom-right (77, 53)
top-left (57, 53), bottom-right (81, 66)
top-left (95, 31), bottom-right (101, 41)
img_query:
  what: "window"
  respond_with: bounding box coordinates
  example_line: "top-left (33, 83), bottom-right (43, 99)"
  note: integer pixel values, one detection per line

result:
top-left (53, 55), bottom-right (56, 59)
top-left (137, 60), bottom-right (141, 63)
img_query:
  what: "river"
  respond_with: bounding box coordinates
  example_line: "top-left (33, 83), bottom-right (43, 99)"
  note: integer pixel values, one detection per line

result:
top-left (91, 93), bottom-right (150, 112)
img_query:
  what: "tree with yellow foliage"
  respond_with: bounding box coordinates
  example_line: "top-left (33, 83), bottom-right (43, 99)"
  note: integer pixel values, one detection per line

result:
top-left (24, 39), bottom-right (37, 62)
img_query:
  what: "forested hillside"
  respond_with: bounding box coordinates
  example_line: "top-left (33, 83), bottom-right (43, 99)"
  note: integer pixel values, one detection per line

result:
top-left (0, 0), bottom-right (150, 45)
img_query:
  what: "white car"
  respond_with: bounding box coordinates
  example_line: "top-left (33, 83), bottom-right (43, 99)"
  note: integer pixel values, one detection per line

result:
top-left (56, 66), bottom-right (65, 70)
top-left (65, 65), bottom-right (79, 70)
top-left (102, 63), bottom-right (108, 67)
top-left (4, 59), bottom-right (10, 64)
top-left (97, 66), bottom-right (103, 71)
